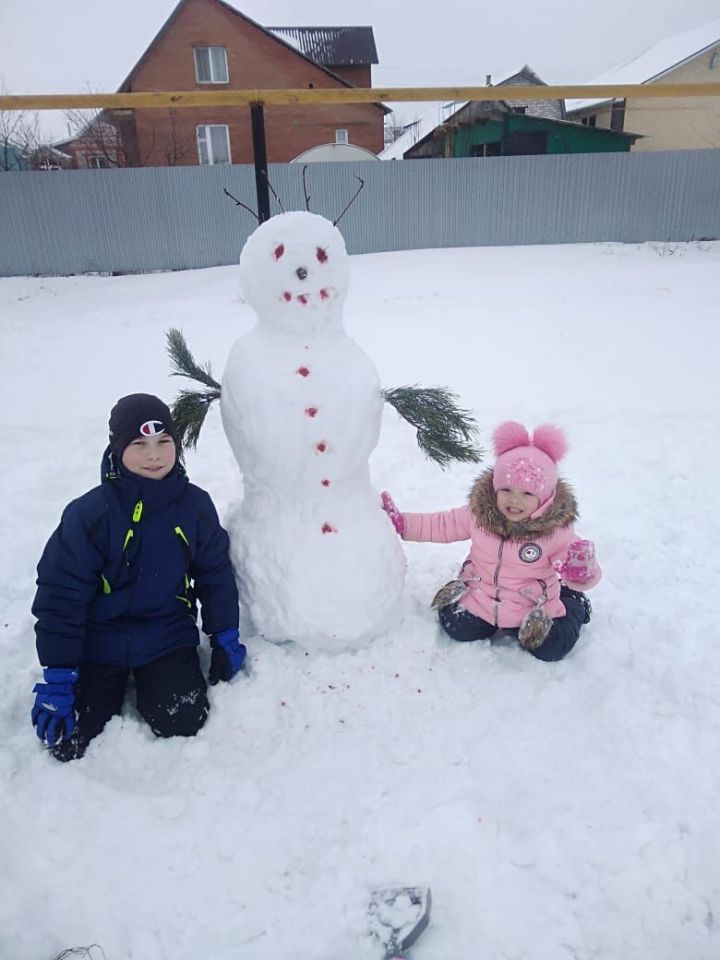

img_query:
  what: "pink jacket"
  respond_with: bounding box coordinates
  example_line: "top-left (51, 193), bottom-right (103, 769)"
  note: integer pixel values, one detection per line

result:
top-left (401, 471), bottom-right (601, 628)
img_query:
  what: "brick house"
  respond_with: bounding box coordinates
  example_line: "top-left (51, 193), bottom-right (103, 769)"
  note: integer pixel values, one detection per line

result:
top-left (55, 118), bottom-right (127, 169)
top-left (60, 0), bottom-right (385, 168)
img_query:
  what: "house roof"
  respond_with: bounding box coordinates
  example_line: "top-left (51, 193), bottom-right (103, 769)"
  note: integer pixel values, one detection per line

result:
top-left (567, 17), bottom-right (720, 112)
top-left (380, 104), bottom-right (464, 160)
top-left (266, 27), bottom-right (378, 66)
top-left (380, 65), bottom-right (557, 160)
top-left (117, 0), bottom-right (374, 94)
top-left (382, 106), bottom-right (638, 160)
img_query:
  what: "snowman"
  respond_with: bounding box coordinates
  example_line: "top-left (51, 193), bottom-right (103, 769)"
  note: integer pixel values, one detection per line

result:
top-left (220, 211), bottom-right (406, 652)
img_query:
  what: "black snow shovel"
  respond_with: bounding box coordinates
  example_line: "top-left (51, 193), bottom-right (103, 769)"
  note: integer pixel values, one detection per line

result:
top-left (368, 886), bottom-right (432, 959)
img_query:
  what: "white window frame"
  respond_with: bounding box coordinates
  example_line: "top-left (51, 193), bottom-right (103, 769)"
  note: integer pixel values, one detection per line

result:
top-left (334, 129), bottom-right (349, 145)
top-left (193, 46), bottom-right (229, 84)
top-left (196, 124), bottom-right (232, 165)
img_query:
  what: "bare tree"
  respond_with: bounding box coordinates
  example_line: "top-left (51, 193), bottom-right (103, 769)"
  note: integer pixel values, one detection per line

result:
top-left (0, 86), bottom-right (41, 171)
top-left (162, 109), bottom-right (194, 166)
top-left (384, 114), bottom-right (405, 147)
top-left (63, 107), bottom-right (132, 168)
top-left (383, 112), bottom-right (422, 148)
top-left (62, 102), bottom-right (170, 168)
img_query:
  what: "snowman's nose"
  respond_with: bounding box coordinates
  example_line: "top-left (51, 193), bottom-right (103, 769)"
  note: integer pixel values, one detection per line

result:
top-left (295, 266), bottom-right (308, 280)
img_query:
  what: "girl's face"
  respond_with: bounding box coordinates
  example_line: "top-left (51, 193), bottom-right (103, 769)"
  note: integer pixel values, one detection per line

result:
top-left (122, 434), bottom-right (176, 480)
top-left (496, 486), bottom-right (540, 522)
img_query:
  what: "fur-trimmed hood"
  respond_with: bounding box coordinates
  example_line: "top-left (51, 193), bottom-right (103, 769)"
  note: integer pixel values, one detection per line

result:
top-left (469, 468), bottom-right (578, 540)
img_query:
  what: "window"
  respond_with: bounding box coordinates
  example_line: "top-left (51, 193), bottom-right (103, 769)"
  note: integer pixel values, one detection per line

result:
top-left (581, 114), bottom-right (597, 127)
top-left (506, 131), bottom-right (547, 156)
top-left (610, 100), bottom-right (626, 132)
top-left (469, 142), bottom-right (501, 158)
top-left (334, 129), bottom-right (349, 144)
top-left (196, 125), bottom-right (231, 165)
top-left (88, 155), bottom-right (109, 169)
top-left (194, 46), bottom-right (228, 83)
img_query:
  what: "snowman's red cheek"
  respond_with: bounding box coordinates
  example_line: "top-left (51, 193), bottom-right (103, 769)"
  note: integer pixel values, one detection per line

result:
top-left (273, 244), bottom-right (285, 260)
top-left (316, 247), bottom-right (328, 263)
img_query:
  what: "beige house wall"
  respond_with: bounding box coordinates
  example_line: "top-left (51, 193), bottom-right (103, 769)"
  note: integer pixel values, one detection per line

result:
top-left (626, 45), bottom-right (720, 150)
top-left (586, 106), bottom-right (614, 130)
top-left (573, 43), bottom-right (720, 150)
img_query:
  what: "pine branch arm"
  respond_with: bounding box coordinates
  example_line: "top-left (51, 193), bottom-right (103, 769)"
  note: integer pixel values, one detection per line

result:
top-left (382, 385), bottom-right (483, 469)
top-left (165, 328), bottom-right (222, 450)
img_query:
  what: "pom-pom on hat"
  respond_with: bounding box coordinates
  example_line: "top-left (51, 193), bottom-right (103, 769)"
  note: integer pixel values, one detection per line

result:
top-left (492, 421), bottom-right (567, 505)
top-left (109, 393), bottom-right (177, 457)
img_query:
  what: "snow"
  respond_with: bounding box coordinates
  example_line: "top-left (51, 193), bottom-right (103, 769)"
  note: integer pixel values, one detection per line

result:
top-left (2, 238), bottom-right (720, 959)
top-left (567, 16), bottom-right (720, 111)
top-left (380, 103), bottom-right (464, 160)
top-left (221, 212), bottom-right (405, 648)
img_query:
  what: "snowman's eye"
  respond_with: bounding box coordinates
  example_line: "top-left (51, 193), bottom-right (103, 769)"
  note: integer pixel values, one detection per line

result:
top-left (316, 247), bottom-right (328, 263)
top-left (273, 244), bottom-right (285, 260)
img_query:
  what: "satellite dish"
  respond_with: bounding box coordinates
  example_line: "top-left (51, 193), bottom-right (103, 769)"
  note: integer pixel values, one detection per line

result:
top-left (291, 142), bottom-right (380, 163)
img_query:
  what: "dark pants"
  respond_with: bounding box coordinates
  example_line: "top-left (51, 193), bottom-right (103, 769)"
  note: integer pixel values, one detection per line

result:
top-left (51, 646), bottom-right (209, 762)
top-left (438, 587), bottom-right (591, 662)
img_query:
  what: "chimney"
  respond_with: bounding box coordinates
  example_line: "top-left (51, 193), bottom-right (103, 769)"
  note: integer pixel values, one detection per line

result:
top-left (485, 74), bottom-right (492, 86)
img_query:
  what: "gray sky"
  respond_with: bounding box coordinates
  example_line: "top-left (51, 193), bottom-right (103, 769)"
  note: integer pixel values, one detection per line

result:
top-left (1, 0), bottom-right (719, 139)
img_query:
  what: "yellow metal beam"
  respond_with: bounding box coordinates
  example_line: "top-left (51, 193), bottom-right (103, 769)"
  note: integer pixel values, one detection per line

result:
top-left (2, 83), bottom-right (720, 111)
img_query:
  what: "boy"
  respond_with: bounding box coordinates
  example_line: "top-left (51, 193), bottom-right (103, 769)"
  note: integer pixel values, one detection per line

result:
top-left (31, 393), bottom-right (244, 761)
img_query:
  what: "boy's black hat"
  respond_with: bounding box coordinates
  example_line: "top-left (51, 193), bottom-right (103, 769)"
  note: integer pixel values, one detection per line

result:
top-left (109, 393), bottom-right (177, 457)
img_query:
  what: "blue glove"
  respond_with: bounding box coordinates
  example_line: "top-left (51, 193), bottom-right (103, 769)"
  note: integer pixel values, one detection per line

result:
top-left (31, 667), bottom-right (79, 745)
top-left (209, 629), bottom-right (246, 685)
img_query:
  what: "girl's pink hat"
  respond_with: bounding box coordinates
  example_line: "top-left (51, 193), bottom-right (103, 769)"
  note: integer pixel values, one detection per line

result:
top-left (492, 422), bottom-right (568, 509)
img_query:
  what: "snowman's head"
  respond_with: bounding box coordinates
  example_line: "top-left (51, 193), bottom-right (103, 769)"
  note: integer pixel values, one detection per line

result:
top-left (240, 211), bottom-right (350, 337)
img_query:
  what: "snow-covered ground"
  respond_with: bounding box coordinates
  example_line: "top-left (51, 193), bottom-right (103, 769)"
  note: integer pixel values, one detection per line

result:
top-left (1, 239), bottom-right (719, 960)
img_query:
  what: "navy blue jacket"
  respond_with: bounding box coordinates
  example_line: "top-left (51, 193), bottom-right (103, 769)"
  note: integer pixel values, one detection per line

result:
top-left (33, 449), bottom-right (239, 668)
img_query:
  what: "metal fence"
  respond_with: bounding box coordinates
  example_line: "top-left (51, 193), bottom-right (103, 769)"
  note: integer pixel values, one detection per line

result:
top-left (1, 149), bottom-right (719, 277)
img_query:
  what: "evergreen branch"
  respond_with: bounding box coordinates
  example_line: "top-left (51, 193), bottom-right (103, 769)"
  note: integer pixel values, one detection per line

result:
top-left (166, 328), bottom-right (221, 391)
top-left (382, 385), bottom-right (483, 469)
top-left (166, 329), bottom-right (222, 450)
top-left (171, 388), bottom-right (222, 451)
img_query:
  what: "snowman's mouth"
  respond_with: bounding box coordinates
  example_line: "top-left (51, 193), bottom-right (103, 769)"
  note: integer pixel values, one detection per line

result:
top-left (279, 287), bottom-right (334, 305)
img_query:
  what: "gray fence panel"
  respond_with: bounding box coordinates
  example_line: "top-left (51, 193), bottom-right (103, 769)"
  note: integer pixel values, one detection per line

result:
top-left (1, 150), bottom-right (719, 276)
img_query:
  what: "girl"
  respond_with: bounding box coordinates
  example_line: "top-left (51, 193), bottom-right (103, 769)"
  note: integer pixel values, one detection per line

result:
top-left (382, 422), bottom-right (600, 661)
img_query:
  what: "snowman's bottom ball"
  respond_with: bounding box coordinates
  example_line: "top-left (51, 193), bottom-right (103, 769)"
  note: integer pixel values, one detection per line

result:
top-left (226, 505), bottom-right (406, 651)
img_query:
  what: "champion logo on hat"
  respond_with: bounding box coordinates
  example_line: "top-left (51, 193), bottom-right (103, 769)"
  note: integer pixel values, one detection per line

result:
top-left (140, 420), bottom-right (166, 437)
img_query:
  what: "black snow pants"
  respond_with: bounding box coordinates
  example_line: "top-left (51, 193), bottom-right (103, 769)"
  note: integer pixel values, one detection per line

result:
top-left (438, 586), bottom-right (591, 662)
top-left (51, 646), bottom-right (209, 762)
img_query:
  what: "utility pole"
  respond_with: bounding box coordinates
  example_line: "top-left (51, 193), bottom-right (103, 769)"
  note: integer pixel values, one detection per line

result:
top-left (250, 103), bottom-right (271, 222)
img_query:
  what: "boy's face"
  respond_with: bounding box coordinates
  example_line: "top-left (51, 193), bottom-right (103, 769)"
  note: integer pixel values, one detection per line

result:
top-left (496, 486), bottom-right (540, 522)
top-left (121, 434), bottom-right (176, 480)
